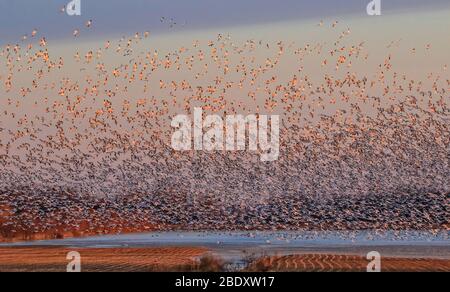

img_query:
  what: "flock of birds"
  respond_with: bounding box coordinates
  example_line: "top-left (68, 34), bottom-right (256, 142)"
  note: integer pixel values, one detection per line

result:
top-left (0, 19), bottom-right (448, 239)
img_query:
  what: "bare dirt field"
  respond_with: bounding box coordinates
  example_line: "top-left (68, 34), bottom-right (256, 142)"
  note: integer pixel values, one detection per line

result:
top-left (247, 254), bottom-right (450, 272)
top-left (0, 247), bottom-right (208, 272)
top-left (0, 247), bottom-right (449, 272)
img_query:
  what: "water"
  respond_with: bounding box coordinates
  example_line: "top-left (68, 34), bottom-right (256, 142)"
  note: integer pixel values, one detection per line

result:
top-left (1, 231), bottom-right (449, 262)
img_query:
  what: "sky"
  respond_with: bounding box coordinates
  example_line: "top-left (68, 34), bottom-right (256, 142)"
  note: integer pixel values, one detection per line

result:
top-left (0, 0), bottom-right (450, 43)
top-left (0, 0), bottom-right (448, 171)
top-left (0, 0), bottom-right (448, 126)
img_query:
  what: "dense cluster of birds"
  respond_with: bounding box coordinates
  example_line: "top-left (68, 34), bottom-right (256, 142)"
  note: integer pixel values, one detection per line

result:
top-left (0, 20), bottom-right (448, 240)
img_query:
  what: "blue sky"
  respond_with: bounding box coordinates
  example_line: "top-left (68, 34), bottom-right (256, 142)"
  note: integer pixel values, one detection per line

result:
top-left (0, 0), bottom-right (449, 43)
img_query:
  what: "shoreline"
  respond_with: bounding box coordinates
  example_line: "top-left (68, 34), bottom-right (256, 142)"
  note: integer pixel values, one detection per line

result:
top-left (1, 226), bottom-right (449, 244)
top-left (0, 246), bottom-right (448, 272)
top-left (1, 230), bottom-right (448, 272)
